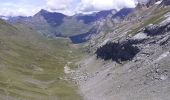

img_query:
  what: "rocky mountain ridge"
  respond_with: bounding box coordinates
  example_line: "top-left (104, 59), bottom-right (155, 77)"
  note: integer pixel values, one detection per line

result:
top-left (5, 9), bottom-right (117, 38)
top-left (4, 7), bottom-right (138, 41)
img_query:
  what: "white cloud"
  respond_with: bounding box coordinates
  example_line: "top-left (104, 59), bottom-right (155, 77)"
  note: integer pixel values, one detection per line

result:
top-left (45, 0), bottom-right (76, 15)
top-left (77, 0), bottom-right (136, 12)
top-left (46, 0), bottom-right (73, 10)
top-left (0, 2), bottom-right (43, 16)
top-left (0, 0), bottom-right (139, 16)
top-left (45, 0), bottom-right (137, 15)
top-left (0, 0), bottom-right (46, 16)
top-left (0, 7), bottom-right (41, 16)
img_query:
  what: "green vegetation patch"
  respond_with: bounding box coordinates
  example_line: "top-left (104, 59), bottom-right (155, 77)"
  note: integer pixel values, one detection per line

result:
top-left (0, 20), bottom-right (84, 100)
top-left (127, 7), bottom-right (170, 36)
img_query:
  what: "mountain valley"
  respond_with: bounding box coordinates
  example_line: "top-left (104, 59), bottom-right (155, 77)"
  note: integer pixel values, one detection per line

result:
top-left (0, 0), bottom-right (170, 100)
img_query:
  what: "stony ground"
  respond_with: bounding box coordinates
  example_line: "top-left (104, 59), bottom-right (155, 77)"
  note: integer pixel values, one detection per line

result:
top-left (69, 7), bottom-right (170, 100)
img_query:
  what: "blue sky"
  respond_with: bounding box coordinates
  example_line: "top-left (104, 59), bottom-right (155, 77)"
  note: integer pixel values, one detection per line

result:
top-left (0, 0), bottom-right (138, 16)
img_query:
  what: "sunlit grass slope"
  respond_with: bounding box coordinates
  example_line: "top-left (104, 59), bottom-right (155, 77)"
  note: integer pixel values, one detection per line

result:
top-left (0, 19), bottom-right (83, 100)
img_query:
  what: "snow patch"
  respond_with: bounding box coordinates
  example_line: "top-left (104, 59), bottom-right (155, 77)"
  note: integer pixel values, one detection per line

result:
top-left (0, 16), bottom-right (9, 20)
top-left (155, 0), bottom-right (163, 5)
top-left (132, 32), bottom-right (147, 40)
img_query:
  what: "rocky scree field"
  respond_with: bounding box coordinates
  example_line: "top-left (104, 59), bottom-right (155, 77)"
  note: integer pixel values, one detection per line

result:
top-left (70, 2), bottom-right (170, 100)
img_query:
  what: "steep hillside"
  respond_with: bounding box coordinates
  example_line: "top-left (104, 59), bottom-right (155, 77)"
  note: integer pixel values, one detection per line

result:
top-left (0, 19), bottom-right (84, 100)
top-left (70, 1), bottom-right (170, 100)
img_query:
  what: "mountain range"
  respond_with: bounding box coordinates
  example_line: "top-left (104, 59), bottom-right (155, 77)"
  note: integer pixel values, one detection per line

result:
top-left (4, 9), bottom-right (117, 38)
top-left (3, 8), bottom-right (137, 43)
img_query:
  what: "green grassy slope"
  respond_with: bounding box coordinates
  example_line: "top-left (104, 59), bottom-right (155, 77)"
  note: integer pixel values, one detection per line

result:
top-left (127, 7), bottom-right (170, 35)
top-left (0, 19), bottom-right (83, 100)
top-left (56, 18), bottom-right (91, 37)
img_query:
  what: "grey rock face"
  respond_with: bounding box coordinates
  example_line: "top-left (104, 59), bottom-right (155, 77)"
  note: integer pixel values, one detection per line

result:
top-left (144, 21), bottom-right (170, 35)
top-left (95, 19), bottom-right (170, 64)
top-left (95, 40), bottom-right (140, 63)
top-left (146, 0), bottom-right (160, 7)
top-left (76, 15), bottom-right (170, 100)
top-left (162, 0), bottom-right (170, 6)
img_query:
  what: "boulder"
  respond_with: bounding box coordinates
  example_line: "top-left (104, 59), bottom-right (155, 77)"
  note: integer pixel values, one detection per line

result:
top-left (95, 40), bottom-right (140, 63)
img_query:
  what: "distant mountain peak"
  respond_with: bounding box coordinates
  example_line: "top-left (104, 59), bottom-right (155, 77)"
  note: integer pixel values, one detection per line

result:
top-left (136, 3), bottom-right (147, 10)
top-left (113, 8), bottom-right (135, 19)
top-left (76, 9), bottom-right (117, 24)
top-left (35, 9), bottom-right (66, 17)
top-left (39, 9), bottom-right (49, 14)
top-left (4, 8), bottom-right (137, 40)
top-left (34, 9), bottom-right (67, 27)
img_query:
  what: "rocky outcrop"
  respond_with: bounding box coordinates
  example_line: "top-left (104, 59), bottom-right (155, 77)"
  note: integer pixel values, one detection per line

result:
top-left (112, 8), bottom-right (135, 19)
top-left (144, 21), bottom-right (170, 36)
top-left (136, 3), bottom-right (148, 10)
top-left (75, 12), bottom-right (170, 100)
top-left (162, 0), bottom-right (170, 6)
top-left (95, 40), bottom-right (140, 63)
top-left (146, 0), bottom-right (160, 7)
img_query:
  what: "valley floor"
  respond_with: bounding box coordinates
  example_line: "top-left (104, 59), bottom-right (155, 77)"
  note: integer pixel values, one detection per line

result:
top-left (0, 20), bottom-right (83, 100)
